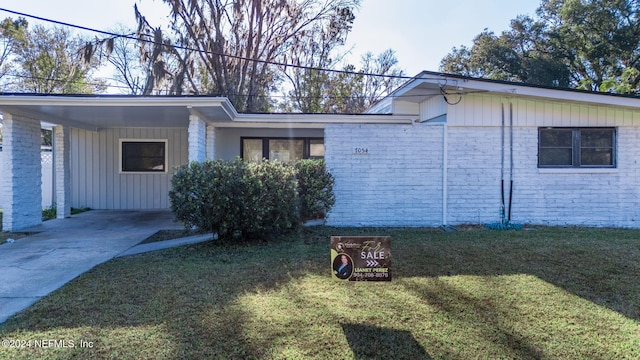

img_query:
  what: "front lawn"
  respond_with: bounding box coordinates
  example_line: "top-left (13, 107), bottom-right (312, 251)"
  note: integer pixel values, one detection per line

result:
top-left (1, 226), bottom-right (639, 359)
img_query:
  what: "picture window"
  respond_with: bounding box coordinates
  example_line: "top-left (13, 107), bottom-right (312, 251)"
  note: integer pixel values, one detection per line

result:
top-left (241, 137), bottom-right (324, 162)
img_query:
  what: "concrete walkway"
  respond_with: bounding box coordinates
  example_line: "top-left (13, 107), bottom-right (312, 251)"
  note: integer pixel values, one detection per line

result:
top-left (0, 210), bottom-right (211, 324)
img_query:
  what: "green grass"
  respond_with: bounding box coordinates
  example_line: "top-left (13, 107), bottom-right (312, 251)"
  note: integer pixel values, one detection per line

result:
top-left (1, 226), bottom-right (639, 359)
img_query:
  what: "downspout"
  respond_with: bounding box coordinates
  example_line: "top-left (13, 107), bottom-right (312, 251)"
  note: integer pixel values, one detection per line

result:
top-left (442, 121), bottom-right (448, 226)
top-left (508, 102), bottom-right (514, 222)
top-left (501, 102), bottom-right (506, 223)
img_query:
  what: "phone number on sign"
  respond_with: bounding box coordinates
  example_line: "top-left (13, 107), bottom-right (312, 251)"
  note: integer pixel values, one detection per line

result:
top-left (352, 272), bottom-right (389, 278)
top-left (2, 339), bottom-right (92, 349)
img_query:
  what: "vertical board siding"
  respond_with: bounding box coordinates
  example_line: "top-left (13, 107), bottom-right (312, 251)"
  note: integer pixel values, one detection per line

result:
top-left (70, 127), bottom-right (188, 209)
top-left (393, 100), bottom-right (419, 115)
top-left (447, 93), bottom-right (635, 128)
top-left (420, 96), bottom-right (447, 122)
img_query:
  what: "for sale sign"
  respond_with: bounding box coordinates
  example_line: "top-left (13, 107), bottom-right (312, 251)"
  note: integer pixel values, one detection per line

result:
top-left (330, 236), bottom-right (391, 281)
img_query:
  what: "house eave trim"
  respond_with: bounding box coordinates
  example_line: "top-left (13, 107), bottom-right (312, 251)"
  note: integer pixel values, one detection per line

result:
top-left (234, 114), bottom-right (416, 125)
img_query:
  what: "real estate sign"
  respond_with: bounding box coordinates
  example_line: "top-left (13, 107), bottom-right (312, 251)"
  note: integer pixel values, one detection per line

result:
top-left (331, 236), bottom-right (391, 281)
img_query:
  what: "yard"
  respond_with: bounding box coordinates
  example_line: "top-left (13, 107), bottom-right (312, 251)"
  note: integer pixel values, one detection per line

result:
top-left (0, 226), bottom-right (639, 359)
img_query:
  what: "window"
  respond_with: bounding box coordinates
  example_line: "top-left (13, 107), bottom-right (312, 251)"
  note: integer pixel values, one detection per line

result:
top-left (242, 139), bottom-right (263, 163)
top-left (269, 139), bottom-right (305, 162)
top-left (310, 139), bottom-right (325, 158)
top-left (538, 128), bottom-right (615, 168)
top-left (121, 140), bottom-right (167, 172)
top-left (241, 137), bottom-right (324, 162)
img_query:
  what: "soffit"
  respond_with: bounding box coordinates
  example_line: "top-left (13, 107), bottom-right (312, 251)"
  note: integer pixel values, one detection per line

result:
top-left (0, 96), bottom-right (235, 131)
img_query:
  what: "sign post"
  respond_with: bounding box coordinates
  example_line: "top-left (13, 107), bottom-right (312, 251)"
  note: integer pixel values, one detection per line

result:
top-left (331, 236), bottom-right (391, 281)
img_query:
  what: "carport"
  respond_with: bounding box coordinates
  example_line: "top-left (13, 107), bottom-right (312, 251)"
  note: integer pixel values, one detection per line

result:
top-left (0, 95), bottom-right (236, 231)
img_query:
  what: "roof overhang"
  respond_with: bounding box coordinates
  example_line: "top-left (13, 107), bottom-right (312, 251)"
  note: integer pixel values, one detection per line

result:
top-left (0, 95), bottom-right (237, 131)
top-left (229, 113), bottom-right (416, 128)
top-left (0, 95), bottom-right (416, 130)
top-left (385, 71), bottom-right (640, 109)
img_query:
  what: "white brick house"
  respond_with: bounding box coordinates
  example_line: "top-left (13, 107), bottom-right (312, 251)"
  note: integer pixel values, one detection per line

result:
top-left (2, 71), bottom-right (640, 230)
top-left (326, 71), bottom-right (640, 228)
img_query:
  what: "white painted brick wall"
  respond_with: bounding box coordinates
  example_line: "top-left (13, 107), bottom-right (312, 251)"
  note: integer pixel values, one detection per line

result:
top-left (325, 123), bottom-right (443, 227)
top-left (325, 120), bottom-right (640, 228)
top-left (206, 125), bottom-right (216, 160)
top-left (54, 125), bottom-right (71, 219)
top-left (188, 115), bottom-right (206, 163)
top-left (1, 113), bottom-right (43, 231)
top-left (445, 125), bottom-right (640, 228)
top-left (446, 127), bottom-right (504, 224)
top-left (510, 127), bottom-right (640, 227)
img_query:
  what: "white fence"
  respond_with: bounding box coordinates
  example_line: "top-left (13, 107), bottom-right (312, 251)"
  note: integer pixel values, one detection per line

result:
top-left (0, 149), bottom-right (54, 210)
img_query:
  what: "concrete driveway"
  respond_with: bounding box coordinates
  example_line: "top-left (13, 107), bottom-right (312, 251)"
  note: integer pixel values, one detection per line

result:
top-left (0, 210), bottom-right (186, 324)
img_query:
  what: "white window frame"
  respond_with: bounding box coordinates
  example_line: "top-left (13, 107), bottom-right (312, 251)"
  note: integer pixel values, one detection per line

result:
top-left (119, 139), bottom-right (169, 174)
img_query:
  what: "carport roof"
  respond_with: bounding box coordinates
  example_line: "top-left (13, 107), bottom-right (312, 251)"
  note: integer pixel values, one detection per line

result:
top-left (0, 94), bottom-right (416, 130)
top-left (0, 94), bottom-right (237, 131)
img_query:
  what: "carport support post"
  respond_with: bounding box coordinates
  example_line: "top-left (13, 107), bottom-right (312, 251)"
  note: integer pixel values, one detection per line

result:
top-left (54, 125), bottom-right (71, 219)
top-left (188, 115), bottom-right (206, 163)
top-left (0, 113), bottom-right (43, 231)
top-left (206, 125), bottom-right (216, 160)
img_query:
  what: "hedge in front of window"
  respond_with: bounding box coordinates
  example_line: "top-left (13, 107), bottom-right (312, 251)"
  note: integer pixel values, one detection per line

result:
top-left (295, 159), bottom-right (335, 220)
top-left (170, 159), bottom-right (335, 240)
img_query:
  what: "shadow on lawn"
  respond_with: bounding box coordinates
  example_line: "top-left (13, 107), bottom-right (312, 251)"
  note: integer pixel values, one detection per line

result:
top-left (403, 277), bottom-right (546, 359)
top-left (342, 323), bottom-right (432, 359)
top-left (391, 227), bottom-right (640, 321)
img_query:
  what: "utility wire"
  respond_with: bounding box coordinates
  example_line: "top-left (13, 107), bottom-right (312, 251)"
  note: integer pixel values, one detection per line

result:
top-left (0, 7), bottom-right (416, 82)
top-left (3, 72), bottom-right (431, 100)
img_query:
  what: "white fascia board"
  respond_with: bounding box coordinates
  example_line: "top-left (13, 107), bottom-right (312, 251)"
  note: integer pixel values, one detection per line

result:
top-left (189, 99), bottom-right (238, 121)
top-left (364, 97), bottom-right (393, 114)
top-left (234, 113), bottom-right (416, 125)
top-left (213, 121), bottom-right (326, 129)
top-left (0, 95), bottom-right (233, 107)
top-left (432, 77), bottom-right (640, 109)
top-left (0, 95), bottom-right (239, 127)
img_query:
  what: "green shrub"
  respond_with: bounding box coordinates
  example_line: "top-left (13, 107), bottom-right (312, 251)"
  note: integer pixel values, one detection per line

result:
top-left (295, 159), bottom-right (335, 220)
top-left (169, 159), bottom-right (302, 241)
top-left (246, 161), bottom-right (299, 236)
top-left (170, 159), bottom-right (243, 239)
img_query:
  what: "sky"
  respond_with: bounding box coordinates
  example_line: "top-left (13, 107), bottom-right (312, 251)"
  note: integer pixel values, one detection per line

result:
top-left (0, 0), bottom-right (542, 77)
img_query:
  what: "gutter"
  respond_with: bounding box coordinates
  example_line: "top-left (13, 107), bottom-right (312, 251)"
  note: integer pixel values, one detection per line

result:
top-left (233, 113), bottom-right (417, 125)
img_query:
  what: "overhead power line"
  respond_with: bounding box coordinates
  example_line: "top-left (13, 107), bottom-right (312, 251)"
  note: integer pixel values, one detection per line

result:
top-left (0, 7), bottom-right (416, 82)
top-left (3, 72), bottom-right (422, 101)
